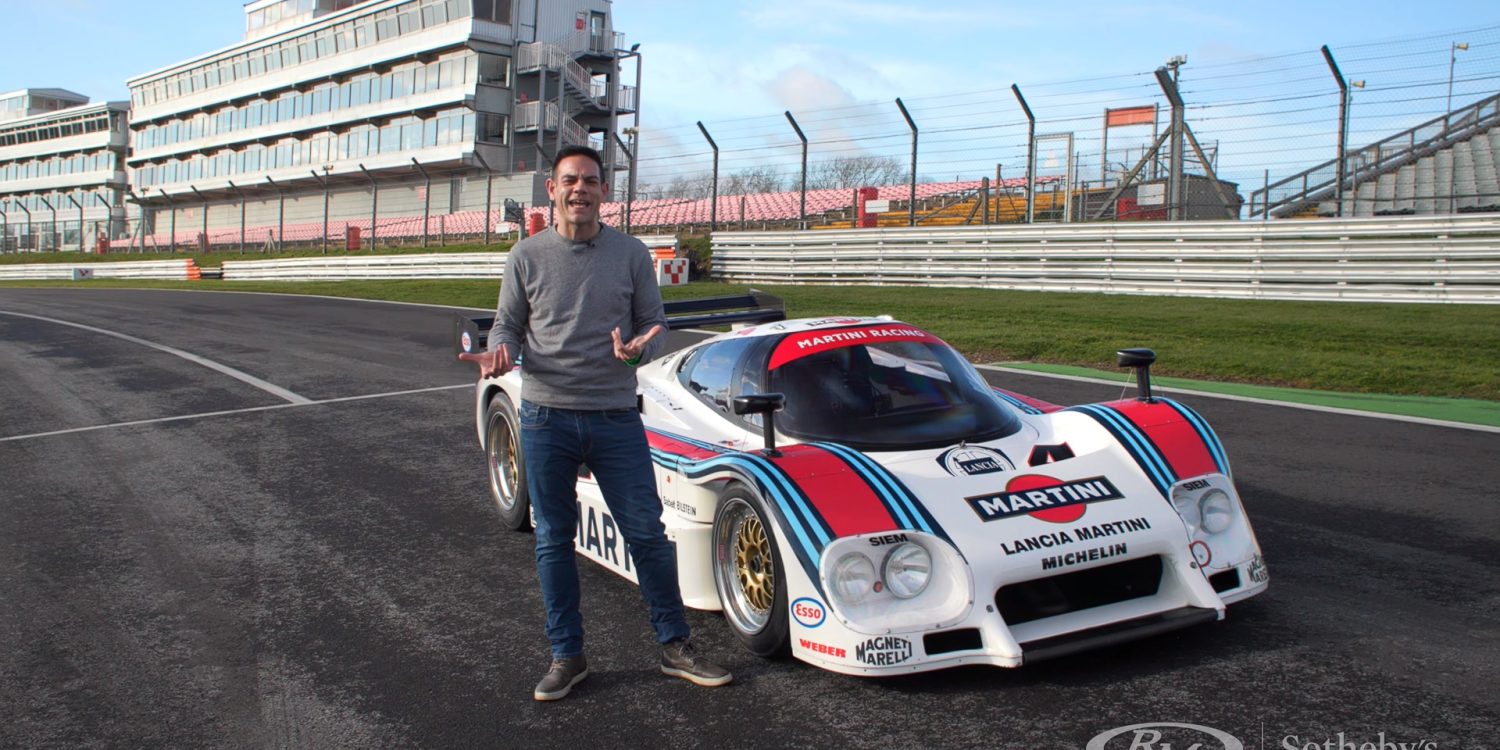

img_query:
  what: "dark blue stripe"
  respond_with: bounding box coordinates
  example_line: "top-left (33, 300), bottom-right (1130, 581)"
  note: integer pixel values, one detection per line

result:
top-left (1067, 405), bottom-right (1175, 497)
top-left (991, 388), bottom-right (1044, 415)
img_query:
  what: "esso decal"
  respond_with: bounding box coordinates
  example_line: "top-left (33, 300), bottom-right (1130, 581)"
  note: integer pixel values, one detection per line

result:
top-left (460, 331), bottom-right (473, 352)
top-left (790, 597), bottom-right (826, 628)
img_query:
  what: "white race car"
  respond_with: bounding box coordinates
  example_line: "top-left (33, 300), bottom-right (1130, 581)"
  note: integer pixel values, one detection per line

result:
top-left (459, 294), bottom-right (1268, 675)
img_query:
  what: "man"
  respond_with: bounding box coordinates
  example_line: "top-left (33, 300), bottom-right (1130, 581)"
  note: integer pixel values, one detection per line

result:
top-left (459, 145), bottom-right (731, 701)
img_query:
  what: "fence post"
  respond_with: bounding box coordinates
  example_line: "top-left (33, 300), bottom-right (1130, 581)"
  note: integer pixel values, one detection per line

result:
top-left (310, 170), bottom-right (330, 254)
top-left (895, 98), bottom-right (918, 227)
top-left (1012, 85), bottom-right (1037, 224)
top-left (227, 180), bottom-right (247, 254)
top-left (189, 186), bottom-right (210, 252)
top-left (64, 193), bottom-right (84, 252)
top-left (359, 164), bottom-right (377, 251)
top-left (697, 121), bottom-right (719, 232)
top-left (1321, 45), bottom-right (1351, 218)
top-left (474, 150), bottom-right (496, 245)
top-left (411, 158), bottom-right (432, 248)
top-left (267, 176), bottom-right (285, 251)
top-left (785, 111), bottom-right (808, 228)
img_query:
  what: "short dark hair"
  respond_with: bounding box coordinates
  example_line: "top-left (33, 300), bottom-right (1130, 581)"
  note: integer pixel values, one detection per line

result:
top-left (553, 145), bottom-right (604, 174)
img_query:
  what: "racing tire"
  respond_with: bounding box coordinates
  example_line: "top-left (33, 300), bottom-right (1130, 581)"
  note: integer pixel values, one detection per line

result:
top-left (712, 482), bottom-right (789, 657)
top-left (484, 393), bottom-right (531, 531)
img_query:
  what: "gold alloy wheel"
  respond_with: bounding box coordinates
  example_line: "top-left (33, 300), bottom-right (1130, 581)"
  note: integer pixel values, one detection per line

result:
top-left (487, 411), bottom-right (518, 511)
top-left (733, 514), bottom-right (775, 613)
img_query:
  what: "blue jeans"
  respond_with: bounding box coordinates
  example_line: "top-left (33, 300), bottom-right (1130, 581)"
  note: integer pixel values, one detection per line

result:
top-left (518, 399), bottom-right (691, 658)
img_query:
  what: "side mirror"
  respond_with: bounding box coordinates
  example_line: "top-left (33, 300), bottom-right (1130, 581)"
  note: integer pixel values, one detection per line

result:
top-left (733, 393), bottom-right (786, 456)
top-left (1116, 348), bottom-right (1157, 402)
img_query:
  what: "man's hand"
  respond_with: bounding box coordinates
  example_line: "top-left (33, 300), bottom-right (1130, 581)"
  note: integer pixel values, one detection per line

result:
top-left (457, 343), bottom-right (513, 378)
top-left (612, 324), bottom-right (664, 363)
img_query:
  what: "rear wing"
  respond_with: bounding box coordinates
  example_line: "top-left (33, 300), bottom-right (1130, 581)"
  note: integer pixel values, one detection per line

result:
top-left (454, 290), bottom-right (785, 354)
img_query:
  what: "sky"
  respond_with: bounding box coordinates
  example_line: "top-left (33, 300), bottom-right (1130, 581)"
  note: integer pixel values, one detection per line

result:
top-left (2, 1), bottom-right (1497, 195)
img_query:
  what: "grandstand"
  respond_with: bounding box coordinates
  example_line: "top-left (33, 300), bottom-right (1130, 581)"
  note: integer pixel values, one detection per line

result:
top-left (1253, 92), bottom-right (1500, 218)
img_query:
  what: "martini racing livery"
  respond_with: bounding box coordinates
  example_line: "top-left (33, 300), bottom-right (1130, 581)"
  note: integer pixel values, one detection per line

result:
top-left (464, 300), bottom-right (1268, 676)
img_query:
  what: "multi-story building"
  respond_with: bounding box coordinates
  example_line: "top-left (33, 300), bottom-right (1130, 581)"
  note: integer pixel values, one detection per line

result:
top-left (0, 89), bottom-right (129, 252)
top-left (123, 0), bottom-right (636, 247)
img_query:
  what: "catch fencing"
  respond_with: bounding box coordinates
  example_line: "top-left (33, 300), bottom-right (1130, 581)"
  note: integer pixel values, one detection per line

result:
top-left (709, 214), bottom-right (1500, 303)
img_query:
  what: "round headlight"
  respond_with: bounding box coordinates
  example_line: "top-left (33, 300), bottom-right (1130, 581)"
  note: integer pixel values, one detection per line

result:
top-left (1173, 487), bottom-right (1202, 535)
top-left (882, 542), bottom-right (932, 599)
top-left (831, 553), bottom-right (878, 606)
top-left (1200, 489), bottom-right (1235, 534)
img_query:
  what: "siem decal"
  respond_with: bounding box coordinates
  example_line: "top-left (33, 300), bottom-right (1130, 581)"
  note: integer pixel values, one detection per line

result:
top-left (937, 445), bottom-right (1015, 476)
top-left (855, 636), bottom-right (913, 666)
top-left (790, 597), bottom-right (826, 628)
top-left (1180, 478), bottom-right (1211, 491)
top-left (797, 638), bottom-right (846, 659)
top-left (966, 475), bottom-right (1124, 524)
top-left (869, 533), bottom-right (909, 547)
top-left (1027, 443), bottom-right (1075, 467)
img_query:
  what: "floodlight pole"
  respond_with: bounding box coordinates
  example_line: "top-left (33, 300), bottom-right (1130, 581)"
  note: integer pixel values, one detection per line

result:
top-left (1154, 67), bottom-right (1187, 221)
top-left (612, 131), bottom-right (634, 233)
top-left (785, 111), bottom-right (808, 228)
top-left (1011, 84), bottom-right (1036, 223)
top-left (896, 98), bottom-right (918, 227)
top-left (1321, 45), bottom-right (1350, 218)
top-left (697, 121), bottom-right (719, 232)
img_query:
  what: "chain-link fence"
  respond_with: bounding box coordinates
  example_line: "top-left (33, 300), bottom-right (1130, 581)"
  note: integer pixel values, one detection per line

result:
top-left (5, 22), bottom-right (1498, 255)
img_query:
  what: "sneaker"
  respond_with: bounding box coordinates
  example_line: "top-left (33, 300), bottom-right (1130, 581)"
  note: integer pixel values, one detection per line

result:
top-left (533, 655), bottom-right (588, 701)
top-left (659, 638), bottom-right (732, 687)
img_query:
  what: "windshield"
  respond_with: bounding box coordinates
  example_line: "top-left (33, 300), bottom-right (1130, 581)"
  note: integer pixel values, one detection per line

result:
top-left (765, 326), bottom-right (1021, 450)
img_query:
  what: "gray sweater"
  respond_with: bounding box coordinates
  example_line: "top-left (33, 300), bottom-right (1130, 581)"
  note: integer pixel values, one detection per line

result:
top-left (488, 226), bottom-right (668, 410)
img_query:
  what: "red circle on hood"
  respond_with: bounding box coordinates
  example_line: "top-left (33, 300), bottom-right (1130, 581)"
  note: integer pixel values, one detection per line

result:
top-left (1005, 474), bottom-right (1089, 524)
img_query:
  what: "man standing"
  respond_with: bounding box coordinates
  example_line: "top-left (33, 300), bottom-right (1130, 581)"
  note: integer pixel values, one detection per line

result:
top-left (459, 145), bottom-right (731, 701)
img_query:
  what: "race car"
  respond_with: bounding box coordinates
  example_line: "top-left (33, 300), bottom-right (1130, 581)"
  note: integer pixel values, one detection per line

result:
top-left (459, 293), bottom-right (1268, 676)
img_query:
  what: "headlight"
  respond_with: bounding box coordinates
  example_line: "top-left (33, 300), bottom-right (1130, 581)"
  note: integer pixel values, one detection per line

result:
top-left (831, 553), bottom-right (878, 606)
top-left (1200, 489), bottom-right (1235, 534)
top-left (1172, 487), bottom-right (1202, 535)
top-left (882, 542), bottom-right (932, 599)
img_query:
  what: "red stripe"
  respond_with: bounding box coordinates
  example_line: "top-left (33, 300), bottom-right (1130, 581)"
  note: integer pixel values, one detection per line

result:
top-left (646, 431), bottom-right (722, 461)
top-left (1107, 400), bottom-right (1218, 479)
top-left (994, 387), bottom-right (1063, 413)
top-left (770, 445), bottom-right (897, 537)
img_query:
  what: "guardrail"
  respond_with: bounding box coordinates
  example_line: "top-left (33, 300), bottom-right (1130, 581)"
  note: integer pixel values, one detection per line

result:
top-left (0, 259), bottom-right (198, 280)
top-left (709, 214), bottom-right (1500, 303)
top-left (222, 253), bottom-right (509, 280)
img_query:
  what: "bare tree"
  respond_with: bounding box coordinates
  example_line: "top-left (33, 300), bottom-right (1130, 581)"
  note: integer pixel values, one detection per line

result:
top-left (807, 154), bottom-right (907, 190)
top-left (722, 166), bottom-right (786, 195)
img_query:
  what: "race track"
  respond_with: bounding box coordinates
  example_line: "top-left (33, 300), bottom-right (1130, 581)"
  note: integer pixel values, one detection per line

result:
top-left (2, 288), bottom-right (1496, 750)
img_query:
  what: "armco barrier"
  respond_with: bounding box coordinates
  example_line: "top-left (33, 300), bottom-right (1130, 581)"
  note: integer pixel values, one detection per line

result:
top-left (0, 259), bottom-right (199, 281)
top-left (222, 253), bottom-right (508, 280)
top-left (709, 214), bottom-right (1500, 303)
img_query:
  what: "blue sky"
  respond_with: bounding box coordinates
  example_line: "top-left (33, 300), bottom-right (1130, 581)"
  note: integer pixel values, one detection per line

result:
top-left (3, 1), bottom-right (1497, 191)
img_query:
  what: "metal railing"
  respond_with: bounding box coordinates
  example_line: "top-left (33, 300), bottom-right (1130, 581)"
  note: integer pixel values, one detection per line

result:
top-left (1250, 92), bottom-right (1500, 218)
top-left (710, 214), bottom-right (1500, 304)
top-left (0, 258), bottom-right (196, 280)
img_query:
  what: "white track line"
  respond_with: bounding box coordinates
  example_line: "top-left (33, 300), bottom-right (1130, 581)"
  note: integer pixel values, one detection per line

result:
top-left (0, 383), bottom-right (472, 443)
top-left (1, 309), bottom-right (312, 404)
top-left (978, 364), bottom-right (1500, 435)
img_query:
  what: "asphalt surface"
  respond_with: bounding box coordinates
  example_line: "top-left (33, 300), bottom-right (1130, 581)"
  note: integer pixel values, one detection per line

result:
top-left (2, 287), bottom-right (1496, 750)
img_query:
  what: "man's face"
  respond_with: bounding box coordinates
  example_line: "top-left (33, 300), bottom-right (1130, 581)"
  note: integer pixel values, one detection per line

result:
top-left (547, 154), bottom-right (607, 230)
